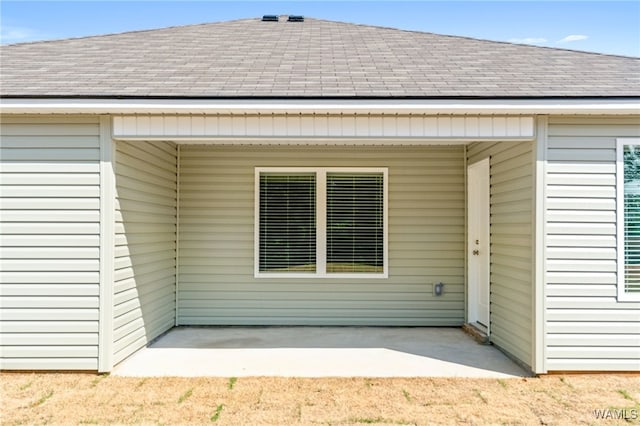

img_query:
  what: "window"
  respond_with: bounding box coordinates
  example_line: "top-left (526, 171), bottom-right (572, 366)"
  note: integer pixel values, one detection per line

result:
top-left (259, 174), bottom-right (316, 272)
top-left (326, 174), bottom-right (384, 273)
top-left (617, 138), bottom-right (640, 301)
top-left (255, 168), bottom-right (388, 278)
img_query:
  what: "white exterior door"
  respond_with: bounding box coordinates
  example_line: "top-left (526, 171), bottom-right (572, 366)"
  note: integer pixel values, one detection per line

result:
top-left (467, 158), bottom-right (490, 333)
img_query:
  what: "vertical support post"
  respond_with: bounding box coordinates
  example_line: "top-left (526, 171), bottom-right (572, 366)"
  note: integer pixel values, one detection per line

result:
top-left (175, 144), bottom-right (181, 326)
top-left (463, 145), bottom-right (468, 322)
top-left (98, 116), bottom-right (115, 373)
top-left (533, 116), bottom-right (548, 374)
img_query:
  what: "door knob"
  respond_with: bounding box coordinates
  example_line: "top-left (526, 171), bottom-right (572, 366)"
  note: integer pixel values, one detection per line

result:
top-left (472, 250), bottom-right (479, 255)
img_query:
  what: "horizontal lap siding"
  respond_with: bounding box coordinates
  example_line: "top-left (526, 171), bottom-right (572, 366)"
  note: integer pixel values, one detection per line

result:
top-left (467, 141), bottom-right (534, 368)
top-left (113, 141), bottom-right (177, 365)
top-left (546, 117), bottom-right (640, 371)
top-left (178, 145), bottom-right (465, 325)
top-left (0, 117), bottom-right (100, 370)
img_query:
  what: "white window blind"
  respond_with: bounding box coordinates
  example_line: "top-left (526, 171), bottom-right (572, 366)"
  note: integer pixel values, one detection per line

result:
top-left (622, 144), bottom-right (640, 294)
top-left (326, 174), bottom-right (384, 273)
top-left (255, 168), bottom-right (388, 278)
top-left (259, 174), bottom-right (316, 273)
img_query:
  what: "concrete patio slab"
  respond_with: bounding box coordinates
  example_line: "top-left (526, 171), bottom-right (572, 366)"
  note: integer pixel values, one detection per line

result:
top-left (112, 327), bottom-right (530, 378)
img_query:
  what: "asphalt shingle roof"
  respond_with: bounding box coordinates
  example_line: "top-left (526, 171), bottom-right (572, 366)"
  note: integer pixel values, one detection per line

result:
top-left (1, 17), bottom-right (639, 98)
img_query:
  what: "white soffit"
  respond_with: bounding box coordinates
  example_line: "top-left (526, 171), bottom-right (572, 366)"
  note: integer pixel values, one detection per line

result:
top-left (112, 114), bottom-right (535, 142)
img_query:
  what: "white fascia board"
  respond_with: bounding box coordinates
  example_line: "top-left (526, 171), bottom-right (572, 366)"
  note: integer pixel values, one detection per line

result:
top-left (1, 98), bottom-right (639, 115)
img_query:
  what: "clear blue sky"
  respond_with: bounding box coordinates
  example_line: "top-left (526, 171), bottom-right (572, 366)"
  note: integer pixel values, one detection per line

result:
top-left (1, 1), bottom-right (639, 57)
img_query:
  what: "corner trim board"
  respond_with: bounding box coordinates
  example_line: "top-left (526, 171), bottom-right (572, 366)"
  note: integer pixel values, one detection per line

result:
top-left (533, 115), bottom-right (548, 374)
top-left (98, 116), bottom-right (115, 372)
top-left (175, 144), bottom-right (181, 325)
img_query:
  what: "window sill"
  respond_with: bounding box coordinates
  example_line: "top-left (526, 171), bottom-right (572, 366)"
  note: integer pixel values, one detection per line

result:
top-left (616, 292), bottom-right (640, 302)
top-left (254, 272), bottom-right (389, 279)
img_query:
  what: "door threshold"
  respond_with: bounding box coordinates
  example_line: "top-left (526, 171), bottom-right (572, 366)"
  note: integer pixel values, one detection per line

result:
top-left (462, 323), bottom-right (490, 344)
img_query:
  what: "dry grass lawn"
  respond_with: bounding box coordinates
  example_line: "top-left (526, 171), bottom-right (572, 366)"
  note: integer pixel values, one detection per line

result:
top-left (1, 373), bottom-right (639, 425)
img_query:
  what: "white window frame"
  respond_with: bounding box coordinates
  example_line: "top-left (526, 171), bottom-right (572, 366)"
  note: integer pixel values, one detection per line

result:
top-left (616, 138), bottom-right (640, 301)
top-left (255, 167), bottom-right (388, 279)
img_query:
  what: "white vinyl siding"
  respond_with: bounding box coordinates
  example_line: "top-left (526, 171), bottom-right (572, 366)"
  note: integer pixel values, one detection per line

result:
top-left (0, 117), bottom-right (101, 370)
top-left (113, 140), bottom-right (177, 365)
top-left (467, 141), bottom-right (534, 369)
top-left (178, 145), bottom-right (465, 325)
top-left (545, 117), bottom-right (640, 371)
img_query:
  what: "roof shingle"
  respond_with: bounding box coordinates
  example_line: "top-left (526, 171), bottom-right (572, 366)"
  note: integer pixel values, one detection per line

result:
top-left (1, 17), bottom-right (638, 98)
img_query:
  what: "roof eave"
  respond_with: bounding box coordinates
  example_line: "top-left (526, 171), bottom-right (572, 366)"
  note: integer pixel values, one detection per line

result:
top-left (1, 96), bottom-right (639, 115)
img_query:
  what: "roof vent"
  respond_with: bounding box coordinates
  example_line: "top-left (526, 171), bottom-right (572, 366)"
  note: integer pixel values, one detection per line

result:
top-left (262, 15), bottom-right (279, 22)
top-left (287, 15), bottom-right (304, 22)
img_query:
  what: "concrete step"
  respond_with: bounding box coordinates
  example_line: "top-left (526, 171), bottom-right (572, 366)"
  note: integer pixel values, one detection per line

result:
top-left (462, 323), bottom-right (490, 344)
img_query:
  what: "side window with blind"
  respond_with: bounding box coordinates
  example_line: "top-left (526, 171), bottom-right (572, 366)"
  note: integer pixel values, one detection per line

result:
top-left (326, 174), bottom-right (384, 273)
top-left (259, 174), bottom-right (316, 273)
top-left (255, 168), bottom-right (388, 278)
top-left (617, 138), bottom-right (640, 301)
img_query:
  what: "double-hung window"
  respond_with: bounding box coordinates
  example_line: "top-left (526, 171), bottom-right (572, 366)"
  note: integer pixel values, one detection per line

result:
top-left (616, 138), bottom-right (640, 301)
top-left (255, 167), bottom-right (388, 278)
